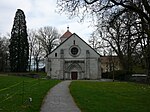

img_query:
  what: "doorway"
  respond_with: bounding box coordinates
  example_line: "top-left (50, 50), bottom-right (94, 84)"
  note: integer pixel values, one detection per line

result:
top-left (71, 72), bottom-right (78, 80)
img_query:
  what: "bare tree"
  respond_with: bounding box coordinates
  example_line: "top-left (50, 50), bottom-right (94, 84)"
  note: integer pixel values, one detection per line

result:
top-left (88, 31), bottom-right (110, 55)
top-left (28, 29), bottom-right (37, 71)
top-left (0, 36), bottom-right (9, 72)
top-left (27, 26), bottom-right (60, 72)
top-left (36, 26), bottom-right (60, 56)
top-left (57, 0), bottom-right (150, 27)
top-left (97, 12), bottom-right (140, 72)
top-left (28, 29), bottom-right (45, 72)
top-left (138, 21), bottom-right (150, 77)
top-left (32, 39), bottom-right (44, 72)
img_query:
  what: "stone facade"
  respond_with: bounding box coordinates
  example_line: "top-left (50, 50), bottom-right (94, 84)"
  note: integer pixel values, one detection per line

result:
top-left (45, 30), bottom-right (101, 80)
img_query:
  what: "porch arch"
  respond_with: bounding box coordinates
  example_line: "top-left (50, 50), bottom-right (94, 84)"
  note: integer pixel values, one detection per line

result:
top-left (66, 63), bottom-right (82, 80)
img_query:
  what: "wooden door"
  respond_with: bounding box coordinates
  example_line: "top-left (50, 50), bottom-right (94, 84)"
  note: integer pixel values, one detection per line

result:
top-left (71, 72), bottom-right (78, 80)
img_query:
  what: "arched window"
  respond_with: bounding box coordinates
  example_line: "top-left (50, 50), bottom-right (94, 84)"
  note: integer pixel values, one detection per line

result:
top-left (55, 53), bottom-right (57, 57)
top-left (73, 40), bottom-right (75, 45)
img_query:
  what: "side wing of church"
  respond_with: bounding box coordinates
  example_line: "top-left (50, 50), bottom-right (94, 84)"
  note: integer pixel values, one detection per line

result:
top-left (45, 29), bottom-right (101, 80)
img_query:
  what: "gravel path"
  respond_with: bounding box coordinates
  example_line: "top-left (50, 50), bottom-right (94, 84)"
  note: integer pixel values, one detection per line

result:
top-left (40, 80), bottom-right (81, 112)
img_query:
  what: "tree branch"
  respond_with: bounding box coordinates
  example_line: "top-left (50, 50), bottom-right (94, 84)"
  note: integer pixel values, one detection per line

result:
top-left (84, 0), bottom-right (99, 4)
top-left (110, 0), bottom-right (150, 23)
top-left (142, 0), bottom-right (150, 15)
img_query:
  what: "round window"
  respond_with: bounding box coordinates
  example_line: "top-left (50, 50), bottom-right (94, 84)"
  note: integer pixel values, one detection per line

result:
top-left (71, 47), bottom-right (78, 55)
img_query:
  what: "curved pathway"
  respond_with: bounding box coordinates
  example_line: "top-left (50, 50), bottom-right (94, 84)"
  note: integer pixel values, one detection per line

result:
top-left (40, 80), bottom-right (81, 112)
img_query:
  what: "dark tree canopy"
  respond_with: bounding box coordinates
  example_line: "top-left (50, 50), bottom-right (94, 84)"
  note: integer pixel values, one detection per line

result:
top-left (57, 0), bottom-right (150, 21)
top-left (57, 0), bottom-right (150, 81)
top-left (57, 0), bottom-right (150, 36)
top-left (9, 9), bottom-right (29, 72)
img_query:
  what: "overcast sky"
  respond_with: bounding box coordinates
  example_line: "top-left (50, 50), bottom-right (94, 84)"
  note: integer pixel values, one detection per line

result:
top-left (0, 0), bottom-right (94, 42)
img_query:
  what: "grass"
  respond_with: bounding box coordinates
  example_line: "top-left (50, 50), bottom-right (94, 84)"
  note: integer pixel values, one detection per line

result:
top-left (70, 81), bottom-right (150, 112)
top-left (0, 75), bottom-right (60, 112)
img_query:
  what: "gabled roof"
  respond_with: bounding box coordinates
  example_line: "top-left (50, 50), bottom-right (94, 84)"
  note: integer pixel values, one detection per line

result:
top-left (46, 33), bottom-right (100, 57)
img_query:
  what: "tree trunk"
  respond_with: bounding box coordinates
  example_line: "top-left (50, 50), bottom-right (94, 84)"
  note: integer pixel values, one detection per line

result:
top-left (36, 58), bottom-right (39, 72)
top-left (146, 37), bottom-right (150, 83)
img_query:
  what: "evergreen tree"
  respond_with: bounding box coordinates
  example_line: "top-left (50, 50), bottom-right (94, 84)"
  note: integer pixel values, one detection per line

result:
top-left (9, 9), bottom-right (29, 72)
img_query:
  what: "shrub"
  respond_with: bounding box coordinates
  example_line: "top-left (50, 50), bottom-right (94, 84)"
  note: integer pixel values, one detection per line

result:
top-left (102, 70), bottom-right (132, 81)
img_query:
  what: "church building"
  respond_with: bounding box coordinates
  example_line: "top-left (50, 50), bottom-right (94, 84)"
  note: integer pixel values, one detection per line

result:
top-left (45, 28), bottom-right (101, 80)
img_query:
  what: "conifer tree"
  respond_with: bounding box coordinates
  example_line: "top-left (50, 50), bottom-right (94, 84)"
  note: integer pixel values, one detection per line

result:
top-left (9, 9), bottom-right (29, 72)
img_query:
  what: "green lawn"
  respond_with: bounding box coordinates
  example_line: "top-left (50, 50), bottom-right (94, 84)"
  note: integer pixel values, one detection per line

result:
top-left (70, 81), bottom-right (150, 112)
top-left (0, 75), bottom-right (60, 112)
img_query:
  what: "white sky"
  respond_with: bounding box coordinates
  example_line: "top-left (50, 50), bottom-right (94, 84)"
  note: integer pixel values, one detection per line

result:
top-left (0, 0), bottom-right (94, 42)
